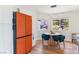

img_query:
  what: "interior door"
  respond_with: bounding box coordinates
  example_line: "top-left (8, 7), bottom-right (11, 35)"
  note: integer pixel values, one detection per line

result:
top-left (25, 15), bottom-right (32, 35)
top-left (16, 12), bottom-right (26, 38)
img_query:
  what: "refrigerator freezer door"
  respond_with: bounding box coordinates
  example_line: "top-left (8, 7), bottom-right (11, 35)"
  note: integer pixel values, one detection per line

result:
top-left (16, 37), bottom-right (26, 54)
top-left (25, 36), bottom-right (32, 53)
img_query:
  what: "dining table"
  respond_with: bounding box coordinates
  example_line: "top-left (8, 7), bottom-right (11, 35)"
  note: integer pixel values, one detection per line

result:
top-left (44, 33), bottom-right (61, 36)
top-left (44, 33), bottom-right (61, 46)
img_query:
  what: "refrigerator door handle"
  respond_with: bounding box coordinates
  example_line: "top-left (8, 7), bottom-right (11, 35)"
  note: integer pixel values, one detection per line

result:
top-left (16, 34), bottom-right (32, 39)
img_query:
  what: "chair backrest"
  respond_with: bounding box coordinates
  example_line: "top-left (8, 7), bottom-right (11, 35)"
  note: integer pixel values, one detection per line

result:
top-left (42, 34), bottom-right (50, 40)
top-left (52, 35), bottom-right (65, 42)
top-left (52, 35), bottom-right (59, 41)
top-left (58, 35), bottom-right (65, 42)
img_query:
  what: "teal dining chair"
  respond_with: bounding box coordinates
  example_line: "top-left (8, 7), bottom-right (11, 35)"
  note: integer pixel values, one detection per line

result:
top-left (52, 35), bottom-right (65, 48)
top-left (42, 34), bottom-right (50, 46)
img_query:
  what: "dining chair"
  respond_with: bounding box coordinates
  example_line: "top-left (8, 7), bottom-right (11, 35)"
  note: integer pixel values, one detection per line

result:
top-left (52, 35), bottom-right (65, 48)
top-left (42, 34), bottom-right (50, 46)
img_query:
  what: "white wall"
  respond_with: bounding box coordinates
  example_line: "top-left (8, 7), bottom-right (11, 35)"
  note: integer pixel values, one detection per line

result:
top-left (50, 10), bottom-right (79, 41)
top-left (36, 13), bottom-right (51, 39)
top-left (0, 5), bottom-right (38, 54)
top-left (0, 6), bottom-right (16, 53)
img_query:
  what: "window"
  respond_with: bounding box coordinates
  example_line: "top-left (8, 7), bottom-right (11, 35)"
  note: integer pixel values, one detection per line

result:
top-left (52, 18), bottom-right (69, 30)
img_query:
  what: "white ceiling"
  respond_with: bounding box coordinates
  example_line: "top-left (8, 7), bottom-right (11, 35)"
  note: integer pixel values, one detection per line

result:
top-left (30, 5), bottom-right (79, 14)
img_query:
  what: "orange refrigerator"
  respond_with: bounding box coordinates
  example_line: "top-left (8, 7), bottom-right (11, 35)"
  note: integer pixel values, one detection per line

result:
top-left (13, 12), bottom-right (32, 54)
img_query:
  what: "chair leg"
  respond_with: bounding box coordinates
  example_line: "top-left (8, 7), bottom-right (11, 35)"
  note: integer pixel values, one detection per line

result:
top-left (49, 39), bottom-right (51, 46)
top-left (54, 41), bottom-right (55, 47)
top-left (42, 39), bottom-right (44, 46)
top-left (48, 40), bottom-right (50, 46)
top-left (59, 42), bottom-right (60, 49)
top-left (57, 41), bottom-right (59, 48)
top-left (57, 41), bottom-right (60, 49)
top-left (63, 41), bottom-right (65, 48)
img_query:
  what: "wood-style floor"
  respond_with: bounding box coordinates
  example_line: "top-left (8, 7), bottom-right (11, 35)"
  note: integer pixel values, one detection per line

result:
top-left (29, 40), bottom-right (79, 54)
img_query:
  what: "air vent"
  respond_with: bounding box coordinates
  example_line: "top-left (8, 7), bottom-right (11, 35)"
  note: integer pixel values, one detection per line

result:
top-left (50, 5), bottom-right (57, 8)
